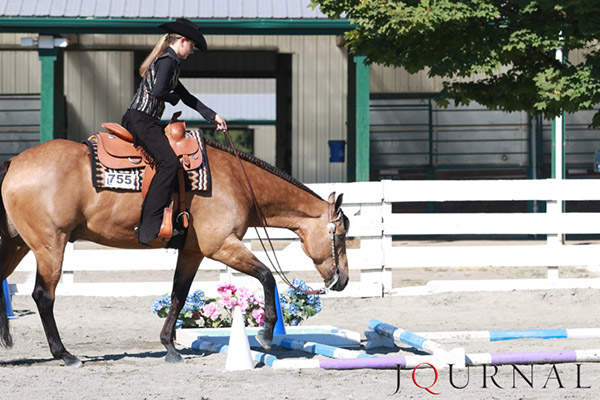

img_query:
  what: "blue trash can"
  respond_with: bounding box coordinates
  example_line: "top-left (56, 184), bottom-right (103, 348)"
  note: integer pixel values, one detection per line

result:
top-left (328, 140), bottom-right (346, 163)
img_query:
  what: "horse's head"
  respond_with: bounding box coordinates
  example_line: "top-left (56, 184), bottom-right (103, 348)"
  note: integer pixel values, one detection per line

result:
top-left (300, 192), bottom-right (350, 292)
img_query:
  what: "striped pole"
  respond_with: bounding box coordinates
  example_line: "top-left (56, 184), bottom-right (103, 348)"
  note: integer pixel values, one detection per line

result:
top-left (414, 328), bottom-right (600, 342)
top-left (368, 319), bottom-right (448, 355)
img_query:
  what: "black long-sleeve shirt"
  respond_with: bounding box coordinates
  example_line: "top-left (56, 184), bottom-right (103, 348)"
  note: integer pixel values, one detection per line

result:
top-left (152, 52), bottom-right (217, 122)
top-left (128, 47), bottom-right (217, 121)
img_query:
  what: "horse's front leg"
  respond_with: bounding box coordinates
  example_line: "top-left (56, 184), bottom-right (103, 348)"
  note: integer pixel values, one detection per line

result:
top-left (160, 249), bottom-right (203, 363)
top-left (254, 266), bottom-right (276, 351)
top-left (210, 238), bottom-right (277, 351)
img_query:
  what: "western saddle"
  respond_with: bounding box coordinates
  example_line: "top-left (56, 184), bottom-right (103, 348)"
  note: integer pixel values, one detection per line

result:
top-left (96, 112), bottom-right (201, 242)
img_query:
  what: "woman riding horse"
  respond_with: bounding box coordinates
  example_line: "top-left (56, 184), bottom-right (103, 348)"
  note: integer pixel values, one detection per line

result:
top-left (122, 18), bottom-right (227, 244)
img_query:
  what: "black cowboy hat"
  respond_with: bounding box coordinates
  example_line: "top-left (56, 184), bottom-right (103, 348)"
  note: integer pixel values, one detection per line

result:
top-left (159, 18), bottom-right (208, 52)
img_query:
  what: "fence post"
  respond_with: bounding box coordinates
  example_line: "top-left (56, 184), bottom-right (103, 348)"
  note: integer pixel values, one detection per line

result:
top-left (546, 194), bottom-right (563, 280)
top-left (381, 180), bottom-right (393, 293)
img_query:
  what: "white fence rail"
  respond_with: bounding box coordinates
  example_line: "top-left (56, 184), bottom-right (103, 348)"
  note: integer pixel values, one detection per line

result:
top-left (11, 180), bottom-right (600, 297)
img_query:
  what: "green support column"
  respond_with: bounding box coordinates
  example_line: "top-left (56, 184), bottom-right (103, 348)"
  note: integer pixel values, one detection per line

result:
top-left (347, 55), bottom-right (370, 182)
top-left (38, 47), bottom-right (65, 143)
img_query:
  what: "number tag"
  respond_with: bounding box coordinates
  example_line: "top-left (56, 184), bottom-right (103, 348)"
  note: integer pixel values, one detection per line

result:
top-left (105, 172), bottom-right (136, 190)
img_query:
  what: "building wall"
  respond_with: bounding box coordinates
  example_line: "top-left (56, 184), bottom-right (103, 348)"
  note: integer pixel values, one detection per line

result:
top-left (208, 34), bottom-right (348, 183)
top-left (0, 34), bottom-right (41, 93)
top-left (64, 51), bottom-right (133, 139)
top-left (370, 64), bottom-right (442, 94)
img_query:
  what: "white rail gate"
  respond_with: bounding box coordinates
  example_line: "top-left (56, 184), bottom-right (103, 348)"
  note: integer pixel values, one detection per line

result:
top-left (10, 180), bottom-right (600, 297)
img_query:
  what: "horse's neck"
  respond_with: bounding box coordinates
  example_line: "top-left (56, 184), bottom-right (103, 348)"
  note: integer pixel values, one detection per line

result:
top-left (258, 186), bottom-right (325, 233)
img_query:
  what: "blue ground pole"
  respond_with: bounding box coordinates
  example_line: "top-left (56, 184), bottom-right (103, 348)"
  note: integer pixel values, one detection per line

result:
top-left (273, 286), bottom-right (286, 335)
top-left (3, 280), bottom-right (15, 319)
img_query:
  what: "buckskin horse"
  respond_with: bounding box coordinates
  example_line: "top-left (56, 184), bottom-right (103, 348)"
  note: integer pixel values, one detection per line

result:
top-left (0, 136), bottom-right (349, 367)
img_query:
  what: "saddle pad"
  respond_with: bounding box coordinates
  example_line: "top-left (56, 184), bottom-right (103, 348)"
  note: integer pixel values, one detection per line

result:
top-left (84, 130), bottom-right (211, 192)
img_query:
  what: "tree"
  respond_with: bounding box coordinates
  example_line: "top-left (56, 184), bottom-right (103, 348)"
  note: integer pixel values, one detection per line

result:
top-left (312, 0), bottom-right (600, 125)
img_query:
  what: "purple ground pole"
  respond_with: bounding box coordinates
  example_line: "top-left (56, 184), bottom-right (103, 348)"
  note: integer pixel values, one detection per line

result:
top-left (490, 350), bottom-right (577, 365)
top-left (319, 356), bottom-right (407, 370)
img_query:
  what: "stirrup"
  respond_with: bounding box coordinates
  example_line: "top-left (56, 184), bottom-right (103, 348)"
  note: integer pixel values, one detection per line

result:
top-left (176, 211), bottom-right (190, 228)
top-left (157, 207), bottom-right (174, 241)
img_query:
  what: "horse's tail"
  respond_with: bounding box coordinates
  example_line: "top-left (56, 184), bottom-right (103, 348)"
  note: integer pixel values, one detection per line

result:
top-left (0, 160), bottom-right (14, 348)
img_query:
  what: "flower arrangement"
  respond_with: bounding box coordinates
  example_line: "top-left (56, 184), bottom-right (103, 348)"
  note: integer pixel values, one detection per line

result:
top-left (278, 279), bottom-right (323, 326)
top-left (152, 284), bottom-right (265, 329)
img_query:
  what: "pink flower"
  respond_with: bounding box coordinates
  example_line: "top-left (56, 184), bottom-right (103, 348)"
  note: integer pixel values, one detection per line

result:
top-left (252, 308), bottom-right (264, 326)
top-left (236, 296), bottom-right (250, 312)
top-left (236, 287), bottom-right (252, 299)
top-left (202, 303), bottom-right (221, 321)
top-left (217, 283), bottom-right (237, 295)
top-left (220, 292), bottom-right (235, 309)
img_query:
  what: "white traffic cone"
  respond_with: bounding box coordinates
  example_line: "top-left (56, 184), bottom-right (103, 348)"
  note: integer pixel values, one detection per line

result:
top-left (225, 306), bottom-right (255, 371)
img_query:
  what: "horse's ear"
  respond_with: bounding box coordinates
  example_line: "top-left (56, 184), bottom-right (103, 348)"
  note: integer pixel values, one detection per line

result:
top-left (327, 192), bottom-right (336, 204)
top-left (335, 193), bottom-right (344, 211)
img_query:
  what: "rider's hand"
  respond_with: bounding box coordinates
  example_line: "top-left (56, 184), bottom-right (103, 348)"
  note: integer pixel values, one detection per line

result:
top-left (214, 114), bottom-right (227, 131)
top-left (166, 92), bottom-right (180, 106)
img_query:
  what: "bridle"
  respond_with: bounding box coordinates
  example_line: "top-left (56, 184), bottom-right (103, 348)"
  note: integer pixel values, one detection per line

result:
top-left (325, 201), bottom-right (344, 291)
top-left (222, 129), bottom-right (342, 295)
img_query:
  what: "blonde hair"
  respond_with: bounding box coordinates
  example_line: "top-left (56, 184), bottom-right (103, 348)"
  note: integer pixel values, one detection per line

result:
top-left (139, 34), bottom-right (182, 77)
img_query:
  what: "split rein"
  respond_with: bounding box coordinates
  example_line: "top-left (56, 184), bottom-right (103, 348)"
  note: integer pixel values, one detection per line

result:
top-left (221, 129), bottom-right (339, 295)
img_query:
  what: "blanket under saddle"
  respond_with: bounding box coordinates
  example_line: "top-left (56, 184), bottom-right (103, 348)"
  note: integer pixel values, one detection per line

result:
top-left (84, 129), bottom-right (211, 192)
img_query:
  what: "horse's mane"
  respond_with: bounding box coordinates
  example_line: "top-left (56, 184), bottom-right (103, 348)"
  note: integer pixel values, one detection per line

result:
top-left (204, 138), bottom-right (322, 200)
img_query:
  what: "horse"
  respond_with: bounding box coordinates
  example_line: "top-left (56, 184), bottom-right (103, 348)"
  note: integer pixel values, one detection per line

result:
top-left (0, 137), bottom-right (349, 367)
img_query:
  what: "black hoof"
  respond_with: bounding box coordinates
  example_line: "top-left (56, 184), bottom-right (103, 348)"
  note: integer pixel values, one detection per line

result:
top-left (165, 352), bottom-right (185, 364)
top-left (63, 354), bottom-right (83, 368)
top-left (256, 329), bottom-right (272, 352)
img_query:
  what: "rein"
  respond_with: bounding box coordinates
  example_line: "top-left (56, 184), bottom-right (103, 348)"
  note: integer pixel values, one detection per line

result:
top-left (221, 129), bottom-right (339, 295)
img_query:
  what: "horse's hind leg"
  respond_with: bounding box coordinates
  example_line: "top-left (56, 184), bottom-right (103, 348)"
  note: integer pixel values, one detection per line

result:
top-left (30, 234), bottom-right (81, 367)
top-left (0, 238), bottom-right (30, 348)
top-left (160, 249), bottom-right (203, 363)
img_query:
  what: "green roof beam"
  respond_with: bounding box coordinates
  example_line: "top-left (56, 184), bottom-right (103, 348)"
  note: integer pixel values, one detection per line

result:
top-left (0, 17), bottom-right (352, 35)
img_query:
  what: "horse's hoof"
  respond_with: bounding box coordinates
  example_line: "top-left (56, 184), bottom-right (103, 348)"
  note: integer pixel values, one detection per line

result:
top-left (256, 329), bottom-right (272, 352)
top-left (63, 354), bottom-right (83, 368)
top-left (165, 352), bottom-right (185, 364)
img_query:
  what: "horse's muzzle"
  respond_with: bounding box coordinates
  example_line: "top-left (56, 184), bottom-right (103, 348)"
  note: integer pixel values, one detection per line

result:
top-left (326, 273), bottom-right (348, 292)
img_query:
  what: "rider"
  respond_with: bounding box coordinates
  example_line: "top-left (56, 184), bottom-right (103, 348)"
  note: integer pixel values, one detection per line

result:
top-left (122, 18), bottom-right (227, 244)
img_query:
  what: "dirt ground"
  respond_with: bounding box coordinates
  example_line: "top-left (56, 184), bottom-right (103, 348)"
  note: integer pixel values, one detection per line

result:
top-left (1, 283), bottom-right (599, 400)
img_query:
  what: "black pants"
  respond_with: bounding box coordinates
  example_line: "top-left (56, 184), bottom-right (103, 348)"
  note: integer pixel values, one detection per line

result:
top-left (122, 109), bottom-right (179, 243)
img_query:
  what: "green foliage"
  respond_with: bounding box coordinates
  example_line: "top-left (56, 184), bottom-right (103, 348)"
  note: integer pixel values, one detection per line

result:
top-left (312, 0), bottom-right (600, 125)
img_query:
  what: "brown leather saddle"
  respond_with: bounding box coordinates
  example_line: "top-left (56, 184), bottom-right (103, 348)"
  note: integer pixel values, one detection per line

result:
top-left (95, 112), bottom-right (201, 242)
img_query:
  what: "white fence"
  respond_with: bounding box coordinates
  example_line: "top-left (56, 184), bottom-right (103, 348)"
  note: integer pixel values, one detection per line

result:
top-left (11, 180), bottom-right (600, 297)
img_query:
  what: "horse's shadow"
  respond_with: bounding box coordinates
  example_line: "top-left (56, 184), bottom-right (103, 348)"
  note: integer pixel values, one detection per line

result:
top-left (363, 345), bottom-right (428, 356)
top-left (82, 348), bottom-right (199, 363)
top-left (0, 348), bottom-right (195, 367)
